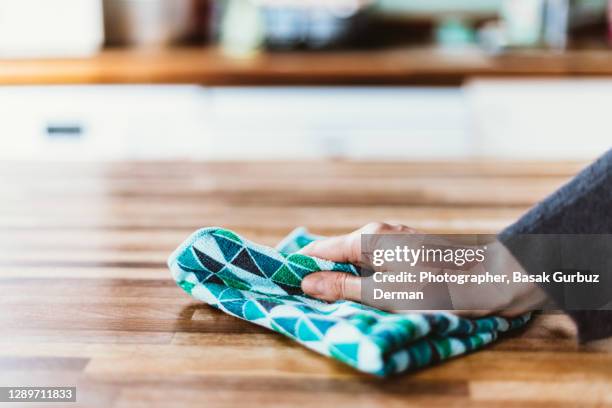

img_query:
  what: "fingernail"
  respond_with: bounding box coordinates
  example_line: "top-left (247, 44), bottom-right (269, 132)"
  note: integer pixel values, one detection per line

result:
top-left (302, 275), bottom-right (325, 296)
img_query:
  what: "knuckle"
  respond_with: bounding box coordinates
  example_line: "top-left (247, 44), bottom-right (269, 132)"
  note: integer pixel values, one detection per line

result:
top-left (386, 223), bottom-right (405, 232)
top-left (361, 222), bottom-right (416, 235)
top-left (396, 224), bottom-right (415, 233)
top-left (331, 274), bottom-right (348, 299)
top-left (362, 222), bottom-right (390, 234)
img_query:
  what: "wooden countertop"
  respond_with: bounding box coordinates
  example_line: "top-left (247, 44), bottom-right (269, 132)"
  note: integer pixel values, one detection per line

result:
top-left (1, 160), bottom-right (610, 407)
top-left (3, 47), bottom-right (612, 85)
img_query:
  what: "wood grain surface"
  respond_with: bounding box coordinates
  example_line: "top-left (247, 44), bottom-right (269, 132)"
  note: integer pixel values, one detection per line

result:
top-left (1, 160), bottom-right (610, 408)
top-left (3, 47), bottom-right (612, 86)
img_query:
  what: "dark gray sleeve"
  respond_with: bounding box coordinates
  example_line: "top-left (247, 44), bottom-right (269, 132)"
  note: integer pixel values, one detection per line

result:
top-left (498, 148), bottom-right (612, 343)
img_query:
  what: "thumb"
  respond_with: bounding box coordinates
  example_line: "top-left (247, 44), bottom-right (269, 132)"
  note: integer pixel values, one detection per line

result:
top-left (301, 272), bottom-right (361, 302)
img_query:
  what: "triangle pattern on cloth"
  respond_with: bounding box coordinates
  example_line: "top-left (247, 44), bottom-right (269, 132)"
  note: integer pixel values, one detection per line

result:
top-left (248, 248), bottom-right (283, 277)
top-left (287, 263), bottom-right (312, 279)
top-left (176, 247), bottom-right (201, 271)
top-left (204, 282), bottom-right (227, 299)
top-left (244, 300), bottom-right (266, 320)
top-left (205, 273), bottom-right (226, 286)
top-left (271, 264), bottom-right (301, 287)
top-left (213, 229), bottom-right (243, 243)
top-left (213, 234), bottom-right (243, 262)
top-left (287, 253), bottom-right (320, 271)
top-left (192, 269), bottom-right (210, 284)
top-left (231, 248), bottom-right (266, 278)
top-left (273, 317), bottom-right (299, 337)
top-left (219, 287), bottom-right (245, 302)
top-left (275, 281), bottom-right (304, 296)
top-left (309, 318), bottom-right (336, 336)
top-left (193, 247), bottom-right (224, 273)
top-left (257, 299), bottom-right (283, 312)
top-left (221, 299), bottom-right (246, 318)
top-left (217, 267), bottom-right (252, 291)
top-left (333, 343), bottom-right (360, 362)
top-left (297, 319), bottom-right (322, 342)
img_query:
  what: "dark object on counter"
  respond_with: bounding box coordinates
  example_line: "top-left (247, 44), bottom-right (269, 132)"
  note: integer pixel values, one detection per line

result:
top-left (103, 0), bottom-right (211, 47)
top-left (609, 0), bottom-right (612, 44)
top-left (214, 0), bottom-right (372, 52)
top-left (260, 5), bottom-right (370, 50)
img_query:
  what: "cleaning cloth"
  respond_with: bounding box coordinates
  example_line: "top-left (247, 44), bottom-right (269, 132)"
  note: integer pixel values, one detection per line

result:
top-left (168, 227), bottom-right (530, 376)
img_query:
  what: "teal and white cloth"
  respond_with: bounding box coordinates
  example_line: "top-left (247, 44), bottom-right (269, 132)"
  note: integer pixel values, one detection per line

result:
top-left (169, 227), bottom-right (530, 376)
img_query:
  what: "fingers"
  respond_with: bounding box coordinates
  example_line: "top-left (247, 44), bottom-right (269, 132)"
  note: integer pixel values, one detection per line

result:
top-left (301, 272), bottom-right (361, 302)
top-left (299, 222), bottom-right (417, 303)
top-left (496, 284), bottom-right (548, 318)
top-left (298, 222), bottom-right (417, 264)
top-left (299, 234), bottom-right (359, 264)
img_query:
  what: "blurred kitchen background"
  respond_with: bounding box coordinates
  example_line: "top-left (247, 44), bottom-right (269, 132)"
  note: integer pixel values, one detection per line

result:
top-left (1, 0), bottom-right (611, 161)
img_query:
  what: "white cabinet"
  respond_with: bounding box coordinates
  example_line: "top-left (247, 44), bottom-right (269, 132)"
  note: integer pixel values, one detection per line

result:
top-left (0, 85), bottom-right (471, 161)
top-left (1, 82), bottom-right (608, 161)
top-left (204, 87), bottom-right (470, 159)
top-left (0, 86), bottom-right (208, 160)
top-left (466, 79), bottom-right (612, 160)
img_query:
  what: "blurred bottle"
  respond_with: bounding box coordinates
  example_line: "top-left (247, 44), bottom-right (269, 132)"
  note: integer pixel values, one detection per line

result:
top-left (219, 0), bottom-right (265, 57)
top-left (501, 0), bottom-right (545, 47)
top-left (543, 0), bottom-right (570, 50)
top-left (435, 17), bottom-right (476, 50)
top-left (609, 0), bottom-right (612, 45)
top-left (104, 0), bottom-right (207, 47)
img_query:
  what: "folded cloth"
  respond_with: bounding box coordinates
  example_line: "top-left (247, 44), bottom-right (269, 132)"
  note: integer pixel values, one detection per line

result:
top-left (169, 227), bottom-right (530, 376)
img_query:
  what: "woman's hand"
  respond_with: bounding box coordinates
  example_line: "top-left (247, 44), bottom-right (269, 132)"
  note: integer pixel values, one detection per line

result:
top-left (299, 222), bottom-right (548, 317)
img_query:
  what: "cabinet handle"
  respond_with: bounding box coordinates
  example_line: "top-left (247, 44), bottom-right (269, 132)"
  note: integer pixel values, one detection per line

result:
top-left (45, 124), bottom-right (83, 138)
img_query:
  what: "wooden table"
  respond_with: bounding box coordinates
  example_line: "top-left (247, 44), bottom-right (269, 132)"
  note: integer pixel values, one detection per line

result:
top-left (4, 47), bottom-right (612, 86)
top-left (1, 160), bottom-right (610, 407)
